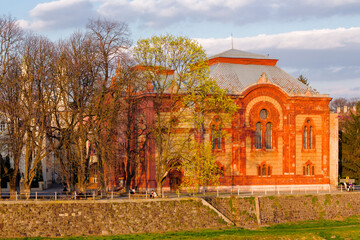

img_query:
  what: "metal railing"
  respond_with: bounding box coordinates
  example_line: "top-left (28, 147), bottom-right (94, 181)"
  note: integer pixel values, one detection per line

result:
top-left (0, 185), bottom-right (350, 201)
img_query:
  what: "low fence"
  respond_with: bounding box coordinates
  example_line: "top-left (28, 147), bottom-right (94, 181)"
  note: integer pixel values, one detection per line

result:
top-left (0, 184), bottom-right (353, 201)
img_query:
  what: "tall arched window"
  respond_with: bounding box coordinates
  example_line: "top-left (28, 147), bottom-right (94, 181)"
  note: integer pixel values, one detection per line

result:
top-left (254, 109), bottom-right (273, 150)
top-left (309, 126), bottom-right (313, 149)
top-left (210, 117), bottom-right (223, 151)
top-left (255, 122), bottom-right (262, 149)
top-left (303, 126), bottom-right (308, 149)
top-left (303, 119), bottom-right (314, 150)
top-left (265, 123), bottom-right (272, 149)
top-left (211, 125), bottom-right (216, 149)
top-left (217, 127), bottom-right (222, 149)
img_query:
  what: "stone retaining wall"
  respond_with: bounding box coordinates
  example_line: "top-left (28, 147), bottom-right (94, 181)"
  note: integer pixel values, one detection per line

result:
top-left (214, 192), bottom-right (360, 226)
top-left (0, 198), bottom-right (227, 238)
top-left (259, 193), bottom-right (360, 224)
top-left (2, 193), bottom-right (360, 238)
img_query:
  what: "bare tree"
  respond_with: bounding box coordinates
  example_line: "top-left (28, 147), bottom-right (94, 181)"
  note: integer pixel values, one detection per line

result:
top-left (0, 15), bottom-right (23, 198)
top-left (330, 97), bottom-right (349, 112)
top-left (86, 18), bottom-right (131, 195)
top-left (113, 57), bottom-right (151, 192)
top-left (0, 55), bottom-right (25, 199)
top-left (19, 34), bottom-right (57, 197)
top-left (86, 17), bottom-right (131, 86)
top-left (49, 31), bottom-right (99, 193)
top-left (0, 15), bottom-right (23, 83)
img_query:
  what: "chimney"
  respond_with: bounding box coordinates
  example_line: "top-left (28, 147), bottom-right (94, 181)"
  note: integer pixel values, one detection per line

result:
top-left (336, 107), bottom-right (340, 113)
top-left (344, 106), bottom-right (348, 113)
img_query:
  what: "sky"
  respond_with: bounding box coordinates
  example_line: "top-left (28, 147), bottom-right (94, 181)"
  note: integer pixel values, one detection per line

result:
top-left (1, 0), bottom-right (360, 99)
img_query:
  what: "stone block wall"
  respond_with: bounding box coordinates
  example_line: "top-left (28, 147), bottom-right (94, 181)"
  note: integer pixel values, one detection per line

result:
top-left (206, 196), bottom-right (258, 226)
top-left (0, 198), bottom-right (227, 238)
top-left (2, 193), bottom-right (360, 238)
top-left (214, 193), bottom-right (360, 226)
top-left (259, 193), bottom-right (360, 224)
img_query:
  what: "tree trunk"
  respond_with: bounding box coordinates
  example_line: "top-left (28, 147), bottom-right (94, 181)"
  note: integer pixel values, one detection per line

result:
top-left (156, 183), bottom-right (163, 198)
top-left (9, 176), bottom-right (17, 200)
top-left (125, 153), bottom-right (135, 193)
top-left (23, 182), bottom-right (31, 200)
top-left (125, 173), bottom-right (132, 193)
top-left (97, 152), bottom-right (107, 197)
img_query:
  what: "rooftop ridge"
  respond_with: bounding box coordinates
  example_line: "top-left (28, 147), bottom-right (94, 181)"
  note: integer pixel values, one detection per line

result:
top-left (209, 49), bottom-right (270, 60)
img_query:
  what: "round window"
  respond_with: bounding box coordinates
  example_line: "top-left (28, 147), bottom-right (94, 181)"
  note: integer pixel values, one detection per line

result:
top-left (260, 109), bottom-right (268, 120)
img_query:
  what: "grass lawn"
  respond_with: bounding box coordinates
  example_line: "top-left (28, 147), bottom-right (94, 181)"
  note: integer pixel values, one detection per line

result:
top-left (16, 216), bottom-right (360, 240)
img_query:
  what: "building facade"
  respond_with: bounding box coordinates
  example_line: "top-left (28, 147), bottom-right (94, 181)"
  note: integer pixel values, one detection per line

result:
top-left (100, 49), bottom-right (339, 192)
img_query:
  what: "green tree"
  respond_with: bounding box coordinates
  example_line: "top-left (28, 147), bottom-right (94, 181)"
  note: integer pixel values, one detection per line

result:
top-left (179, 141), bottom-right (220, 194)
top-left (179, 76), bottom-right (237, 193)
top-left (133, 34), bottom-right (210, 193)
top-left (341, 102), bottom-right (360, 180)
top-left (133, 34), bottom-right (237, 194)
top-left (298, 74), bottom-right (309, 86)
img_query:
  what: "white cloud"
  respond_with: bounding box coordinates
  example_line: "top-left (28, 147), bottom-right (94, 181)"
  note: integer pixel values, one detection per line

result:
top-left (196, 27), bottom-right (360, 55)
top-left (304, 0), bottom-right (359, 7)
top-left (18, 0), bottom-right (360, 35)
top-left (96, 0), bottom-right (360, 28)
top-left (20, 0), bottom-right (96, 31)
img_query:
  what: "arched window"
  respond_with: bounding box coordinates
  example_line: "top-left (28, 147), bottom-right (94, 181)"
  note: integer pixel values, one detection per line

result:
top-left (211, 125), bottom-right (216, 149)
top-left (303, 119), bottom-right (314, 150)
top-left (254, 109), bottom-right (273, 150)
top-left (303, 126), bottom-right (308, 149)
top-left (255, 122), bottom-right (262, 149)
top-left (306, 164), bottom-right (310, 175)
top-left (309, 127), bottom-right (313, 149)
top-left (210, 117), bottom-right (223, 151)
top-left (302, 162), bottom-right (315, 176)
top-left (262, 164), bottom-right (266, 176)
top-left (258, 163), bottom-right (271, 177)
top-left (265, 123), bottom-right (272, 149)
top-left (217, 127), bottom-right (222, 149)
top-left (215, 161), bottom-right (225, 177)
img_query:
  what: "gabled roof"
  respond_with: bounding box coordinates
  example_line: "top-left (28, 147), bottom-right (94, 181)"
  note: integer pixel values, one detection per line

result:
top-left (208, 49), bottom-right (320, 96)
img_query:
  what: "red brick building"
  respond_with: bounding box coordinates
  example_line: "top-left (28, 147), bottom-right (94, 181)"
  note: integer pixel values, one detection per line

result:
top-left (110, 49), bottom-right (339, 192)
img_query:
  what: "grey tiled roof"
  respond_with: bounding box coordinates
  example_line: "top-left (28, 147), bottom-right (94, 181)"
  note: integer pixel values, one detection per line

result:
top-left (209, 49), bottom-right (269, 60)
top-left (209, 49), bottom-right (317, 95)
